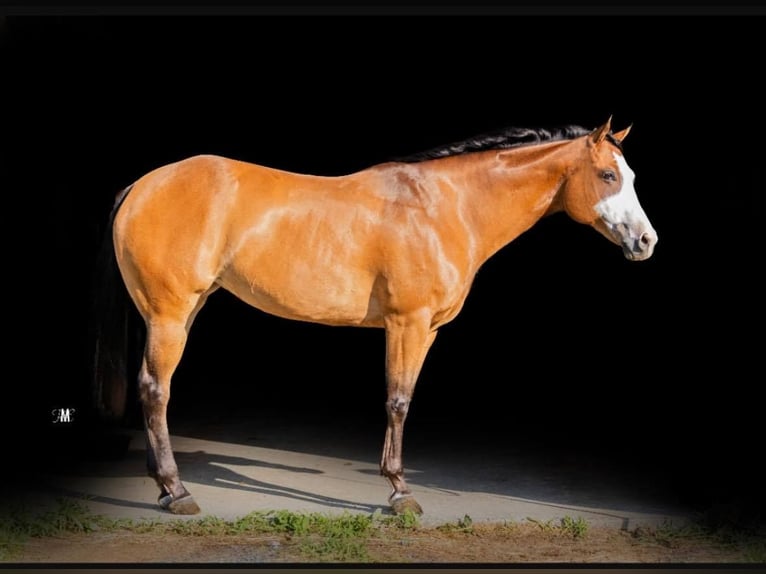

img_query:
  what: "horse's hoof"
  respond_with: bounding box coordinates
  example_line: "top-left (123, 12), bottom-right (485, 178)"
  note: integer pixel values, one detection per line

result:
top-left (159, 493), bottom-right (201, 515)
top-left (391, 495), bottom-right (423, 516)
top-left (169, 495), bottom-right (201, 515)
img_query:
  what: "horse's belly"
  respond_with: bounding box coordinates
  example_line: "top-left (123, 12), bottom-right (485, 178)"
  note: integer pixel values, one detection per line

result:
top-left (217, 267), bottom-right (382, 327)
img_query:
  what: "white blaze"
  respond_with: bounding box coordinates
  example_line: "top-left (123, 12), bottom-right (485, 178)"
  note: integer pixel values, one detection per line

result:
top-left (595, 152), bottom-right (656, 246)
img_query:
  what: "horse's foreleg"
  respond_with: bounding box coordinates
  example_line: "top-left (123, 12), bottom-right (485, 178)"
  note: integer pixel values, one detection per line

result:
top-left (140, 318), bottom-right (200, 515)
top-left (381, 311), bottom-right (437, 516)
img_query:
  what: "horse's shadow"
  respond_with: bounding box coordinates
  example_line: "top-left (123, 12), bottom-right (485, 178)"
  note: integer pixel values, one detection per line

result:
top-left (178, 449), bottom-right (387, 514)
top-left (42, 418), bottom-right (687, 523)
top-left (58, 446), bottom-right (389, 516)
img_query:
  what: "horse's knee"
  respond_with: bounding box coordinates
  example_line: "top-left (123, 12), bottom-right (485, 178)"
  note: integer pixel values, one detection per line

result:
top-left (138, 369), bottom-right (167, 406)
top-left (386, 396), bottom-right (410, 417)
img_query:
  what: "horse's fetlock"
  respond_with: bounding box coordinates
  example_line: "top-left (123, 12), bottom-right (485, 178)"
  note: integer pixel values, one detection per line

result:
top-left (381, 463), bottom-right (404, 477)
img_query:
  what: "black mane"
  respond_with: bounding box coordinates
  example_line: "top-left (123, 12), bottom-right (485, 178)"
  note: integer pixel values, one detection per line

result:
top-left (396, 124), bottom-right (622, 163)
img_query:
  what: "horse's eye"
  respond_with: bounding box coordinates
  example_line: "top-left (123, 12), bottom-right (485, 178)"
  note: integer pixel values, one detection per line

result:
top-left (602, 170), bottom-right (617, 182)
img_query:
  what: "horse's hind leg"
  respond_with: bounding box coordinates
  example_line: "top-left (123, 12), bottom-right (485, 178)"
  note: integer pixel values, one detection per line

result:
top-left (381, 311), bottom-right (437, 516)
top-left (140, 294), bottom-right (211, 515)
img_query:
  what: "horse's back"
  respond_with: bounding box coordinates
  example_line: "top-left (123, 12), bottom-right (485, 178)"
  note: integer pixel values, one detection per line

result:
top-left (113, 154), bottom-right (475, 327)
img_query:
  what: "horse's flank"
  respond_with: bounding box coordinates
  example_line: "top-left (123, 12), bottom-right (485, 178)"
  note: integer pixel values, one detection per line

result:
top-left (114, 139), bottom-right (575, 333)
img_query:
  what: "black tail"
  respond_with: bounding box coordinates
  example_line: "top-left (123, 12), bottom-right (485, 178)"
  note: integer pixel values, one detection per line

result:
top-left (91, 184), bottom-right (137, 422)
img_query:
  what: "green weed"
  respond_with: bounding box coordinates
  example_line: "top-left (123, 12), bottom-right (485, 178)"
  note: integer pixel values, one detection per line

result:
top-left (381, 508), bottom-right (420, 530)
top-left (437, 514), bottom-right (474, 534)
top-left (526, 515), bottom-right (588, 538)
top-left (526, 516), bottom-right (556, 532)
top-left (560, 515), bottom-right (588, 539)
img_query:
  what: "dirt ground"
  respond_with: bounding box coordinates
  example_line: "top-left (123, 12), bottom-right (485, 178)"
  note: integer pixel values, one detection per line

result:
top-left (10, 522), bottom-right (760, 564)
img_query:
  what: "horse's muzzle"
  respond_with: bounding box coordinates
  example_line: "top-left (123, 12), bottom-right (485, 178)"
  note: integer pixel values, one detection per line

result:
top-left (622, 229), bottom-right (658, 261)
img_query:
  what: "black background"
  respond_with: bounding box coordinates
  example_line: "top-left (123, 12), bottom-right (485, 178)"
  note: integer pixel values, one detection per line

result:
top-left (2, 14), bottom-right (763, 519)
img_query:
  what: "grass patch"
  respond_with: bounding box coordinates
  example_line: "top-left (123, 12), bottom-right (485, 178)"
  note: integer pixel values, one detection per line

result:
top-left (252, 510), bottom-right (376, 562)
top-left (131, 509), bottom-right (381, 561)
top-left (526, 515), bottom-right (588, 538)
top-left (0, 497), bottom-right (108, 560)
top-left (4, 498), bottom-right (764, 564)
top-left (0, 501), bottom-right (385, 563)
top-left (632, 519), bottom-right (722, 548)
top-left (631, 518), bottom-right (766, 562)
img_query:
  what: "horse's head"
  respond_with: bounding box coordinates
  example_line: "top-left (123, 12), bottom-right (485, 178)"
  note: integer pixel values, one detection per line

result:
top-left (561, 117), bottom-right (658, 261)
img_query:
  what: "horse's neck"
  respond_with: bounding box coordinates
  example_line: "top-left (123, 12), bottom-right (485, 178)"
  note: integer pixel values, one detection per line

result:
top-left (442, 140), bottom-right (578, 266)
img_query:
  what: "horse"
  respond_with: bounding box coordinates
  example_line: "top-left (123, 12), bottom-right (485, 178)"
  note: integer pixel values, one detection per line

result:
top-left (93, 116), bottom-right (658, 516)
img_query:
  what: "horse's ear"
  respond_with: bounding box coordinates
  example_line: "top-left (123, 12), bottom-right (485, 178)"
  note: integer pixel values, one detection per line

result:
top-left (589, 115), bottom-right (613, 146)
top-left (612, 124), bottom-right (632, 143)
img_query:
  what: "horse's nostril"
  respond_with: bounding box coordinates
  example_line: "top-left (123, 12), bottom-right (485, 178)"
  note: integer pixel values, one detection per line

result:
top-left (640, 232), bottom-right (652, 246)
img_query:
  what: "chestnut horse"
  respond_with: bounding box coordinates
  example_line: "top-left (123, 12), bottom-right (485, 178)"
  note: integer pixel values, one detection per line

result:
top-left (93, 117), bottom-right (657, 516)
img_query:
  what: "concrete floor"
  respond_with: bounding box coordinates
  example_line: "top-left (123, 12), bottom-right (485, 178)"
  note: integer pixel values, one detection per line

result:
top-left (25, 413), bottom-right (693, 530)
